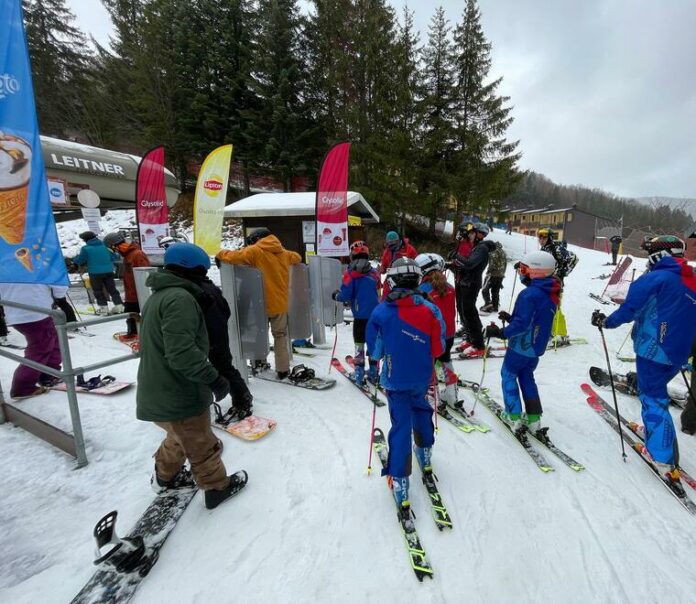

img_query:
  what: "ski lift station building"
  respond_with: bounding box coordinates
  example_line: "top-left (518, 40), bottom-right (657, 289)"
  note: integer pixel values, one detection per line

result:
top-left (41, 136), bottom-right (180, 218)
top-left (223, 191), bottom-right (380, 258)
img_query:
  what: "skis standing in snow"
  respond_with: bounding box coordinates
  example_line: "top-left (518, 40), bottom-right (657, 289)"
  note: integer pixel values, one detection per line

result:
top-left (332, 241), bottom-right (380, 386)
top-left (366, 257), bottom-right (445, 519)
top-left (216, 227), bottom-right (301, 380)
top-left (103, 231), bottom-right (151, 337)
top-left (415, 253), bottom-right (459, 407)
top-left (482, 250), bottom-right (560, 436)
top-left (591, 235), bottom-right (696, 489)
top-left (449, 222), bottom-right (496, 358)
top-left (137, 243), bottom-right (247, 510)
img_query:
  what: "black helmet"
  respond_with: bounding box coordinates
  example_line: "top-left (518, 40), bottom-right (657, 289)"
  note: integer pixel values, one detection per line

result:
top-left (641, 235), bottom-right (685, 257)
top-left (103, 231), bottom-right (126, 249)
top-left (79, 231), bottom-right (97, 242)
top-left (386, 257), bottom-right (422, 290)
top-left (246, 228), bottom-right (271, 246)
top-left (472, 222), bottom-right (490, 236)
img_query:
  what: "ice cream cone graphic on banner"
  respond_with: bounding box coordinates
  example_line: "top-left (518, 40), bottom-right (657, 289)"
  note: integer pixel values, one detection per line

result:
top-left (0, 132), bottom-right (31, 245)
top-left (15, 246), bottom-right (32, 271)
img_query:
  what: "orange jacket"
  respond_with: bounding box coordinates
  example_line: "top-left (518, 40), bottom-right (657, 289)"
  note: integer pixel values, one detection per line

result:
top-left (217, 235), bottom-right (301, 315)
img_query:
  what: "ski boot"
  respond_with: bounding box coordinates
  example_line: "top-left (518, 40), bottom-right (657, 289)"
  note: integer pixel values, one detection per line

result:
top-left (109, 304), bottom-right (125, 315)
top-left (479, 303), bottom-right (494, 313)
top-left (0, 335), bottom-right (8, 346)
top-left (353, 346), bottom-right (366, 386)
top-left (414, 446), bottom-right (433, 478)
top-left (353, 364), bottom-right (366, 386)
top-left (367, 360), bottom-right (380, 386)
top-left (231, 391), bottom-right (254, 421)
top-left (388, 475), bottom-right (414, 531)
top-left (654, 462), bottom-right (687, 498)
top-left (94, 305), bottom-right (109, 316)
top-left (522, 413), bottom-right (542, 437)
top-left (205, 470), bottom-right (249, 510)
top-left (151, 464), bottom-right (195, 496)
top-left (500, 411), bottom-right (523, 433)
top-left (459, 347), bottom-right (486, 359)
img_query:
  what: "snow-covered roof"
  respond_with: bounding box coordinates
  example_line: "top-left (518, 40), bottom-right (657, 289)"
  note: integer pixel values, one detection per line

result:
top-left (223, 191), bottom-right (379, 222)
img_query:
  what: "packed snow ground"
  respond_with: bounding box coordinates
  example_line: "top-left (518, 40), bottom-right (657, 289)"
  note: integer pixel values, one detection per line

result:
top-left (1, 218), bottom-right (696, 604)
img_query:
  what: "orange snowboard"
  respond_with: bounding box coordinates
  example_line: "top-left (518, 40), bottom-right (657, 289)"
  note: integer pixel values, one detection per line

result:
top-left (223, 415), bottom-right (276, 441)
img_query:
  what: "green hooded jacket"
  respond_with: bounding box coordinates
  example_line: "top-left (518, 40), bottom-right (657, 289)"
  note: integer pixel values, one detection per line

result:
top-left (136, 269), bottom-right (218, 422)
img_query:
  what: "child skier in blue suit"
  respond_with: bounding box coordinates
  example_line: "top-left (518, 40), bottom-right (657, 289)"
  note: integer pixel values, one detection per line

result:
top-left (367, 258), bottom-right (444, 516)
top-left (333, 241), bottom-right (381, 385)
top-left (484, 251), bottom-right (560, 435)
top-left (593, 236), bottom-right (696, 489)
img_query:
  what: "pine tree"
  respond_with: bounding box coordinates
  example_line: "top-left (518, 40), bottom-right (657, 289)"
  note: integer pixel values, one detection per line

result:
top-left (22, 0), bottom-right (91, 137)
top-left (247, 0), bottom-right (318, 191)
top-left (451, 0), bottom-right (520, 220)
top-left (418, 6), bottom-right (457, 234)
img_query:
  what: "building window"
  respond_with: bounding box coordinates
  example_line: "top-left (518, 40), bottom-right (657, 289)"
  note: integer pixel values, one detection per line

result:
top-left (567, 212), bottom-right (573, 222)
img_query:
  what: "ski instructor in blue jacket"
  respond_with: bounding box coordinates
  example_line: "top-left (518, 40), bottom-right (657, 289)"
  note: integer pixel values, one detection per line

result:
top-left (367, 257), bottom-right (444, 522)
top-left (592, 235), bottom-right (696, 490)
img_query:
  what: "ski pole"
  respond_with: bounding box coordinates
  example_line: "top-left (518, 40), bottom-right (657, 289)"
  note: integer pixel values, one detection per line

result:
top-left (507, 269), bottom-right (517, 313)
top-left (471, 334), bottom-right (491, 416)
top-left (680, 369), bottom-right (694, 402)
top-left (596, 318), bottom-right (627, 462)
top-left (616, 328), bottom-right (631, 358)
top-left (366, 382), bottom-right (379, 475)
top-left (328, 302), bottom-right (339, 374)
top-left (431, 373), bottom-right (440, 433)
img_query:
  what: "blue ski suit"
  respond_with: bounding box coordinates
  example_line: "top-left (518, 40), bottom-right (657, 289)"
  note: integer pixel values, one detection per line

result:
top-left (500, 276), bottom-right (560, 416)
top-left (604, 256), bottom-right (696, 464)
top-left (367, 289), bottom-right (444, 477)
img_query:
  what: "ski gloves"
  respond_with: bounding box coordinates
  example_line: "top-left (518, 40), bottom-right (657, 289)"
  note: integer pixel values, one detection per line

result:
top-left (591, 310), bottom-right (607, 328)
top-left (208, 375), bottom-right (231, 402)
top-left (498, 311), bottom-right (512, 323)
top-left (483, 323), bottom-right (503, 339)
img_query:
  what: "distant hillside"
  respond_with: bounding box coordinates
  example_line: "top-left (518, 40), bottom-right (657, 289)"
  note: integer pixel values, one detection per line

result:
top-left (503, 172), bottom-right (693, 234)
top-left (635, 197), bottom-right (696, 219)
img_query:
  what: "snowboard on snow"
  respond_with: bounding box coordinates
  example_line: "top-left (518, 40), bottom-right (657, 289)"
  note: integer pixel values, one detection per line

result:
top-left (588, 366), bottom-right (686, 407)
top-left (249, 365), bottom-right (335, 390)
top-left (215, 415), bottom-right (277, 441)
top-left (71, 489), bottom-right (197, 604)
top-left (0, 340), bottom-right (25, 350)
top-left (113, 332), bottom-right (139, 353)
top-left (53, 378), bottom-right (133, 396)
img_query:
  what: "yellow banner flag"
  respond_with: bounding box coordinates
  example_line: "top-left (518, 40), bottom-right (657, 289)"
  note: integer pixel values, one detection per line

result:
top-left (193, 144), bottom-right (233, 255)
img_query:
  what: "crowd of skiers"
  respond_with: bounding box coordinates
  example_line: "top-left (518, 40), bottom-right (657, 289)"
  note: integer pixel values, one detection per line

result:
top-left (1, 220), bottom-right (695, 512)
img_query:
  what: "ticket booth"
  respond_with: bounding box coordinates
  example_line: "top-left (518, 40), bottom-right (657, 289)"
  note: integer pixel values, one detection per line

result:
top-left (223, 191), bottom-right (380, 259)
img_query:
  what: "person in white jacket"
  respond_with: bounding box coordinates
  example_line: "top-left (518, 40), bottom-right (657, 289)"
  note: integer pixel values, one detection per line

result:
top-left (0, 283), bottom-right (68, 398)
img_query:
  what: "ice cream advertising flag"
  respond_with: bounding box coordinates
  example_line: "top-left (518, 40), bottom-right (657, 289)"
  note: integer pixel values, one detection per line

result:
top-left (136, 146), bottom-right (170, 256)
top-left (315, 142), bottom-right (351, 256)
top-left (0, 0), bottom-right (67, 285)
top-left (193, 144), bottom-right (232, 255)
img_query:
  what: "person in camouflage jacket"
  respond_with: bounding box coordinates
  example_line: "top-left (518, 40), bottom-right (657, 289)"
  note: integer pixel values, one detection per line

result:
top-left (480, 242), bottom-right (507, 312)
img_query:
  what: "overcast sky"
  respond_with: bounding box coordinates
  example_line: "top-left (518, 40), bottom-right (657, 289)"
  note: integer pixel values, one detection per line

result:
top-left (65, 0), bottom-right (696, 199)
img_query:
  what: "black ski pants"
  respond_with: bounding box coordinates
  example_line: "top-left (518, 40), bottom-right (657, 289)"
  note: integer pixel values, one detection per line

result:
top-left (90, 273), bottom-right (123, 306)
top-left (482, 276), bottom-right (504, 310)
top-left (209, 345), bottom-right (251, 406)
top-left (460, 285), bottom-right (484, 349)
top-left (0, 305), bottom-right (8, 337)
top-left (611, 250), bottom-right (618, 265)
top-left (124, 301), bottom-right (140, 336)
top-left (455, 283), bottom-right (468, 336)
top-left (52, 296), bottom-right (77, 324)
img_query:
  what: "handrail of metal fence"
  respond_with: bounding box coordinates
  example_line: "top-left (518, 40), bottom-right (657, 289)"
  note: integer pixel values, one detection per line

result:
top-left (0, 296), bottom-right (138, 468)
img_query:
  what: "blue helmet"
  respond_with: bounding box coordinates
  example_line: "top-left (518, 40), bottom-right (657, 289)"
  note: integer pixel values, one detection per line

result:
top-left (164, 242), bottom-right (211, 271)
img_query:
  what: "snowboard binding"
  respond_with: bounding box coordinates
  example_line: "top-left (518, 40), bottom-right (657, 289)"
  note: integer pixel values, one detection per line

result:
top-left (77, 374), bottom-right (117, 390)
top-left (92, 511), bottom-right (154, 576)
top-left (288, 364), bottom-right (315, 384)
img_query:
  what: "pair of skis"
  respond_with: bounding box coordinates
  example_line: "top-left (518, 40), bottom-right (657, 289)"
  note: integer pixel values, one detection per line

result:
top-left (581, 384), bottom-right (696, 515)
top-left (458, 381), bottom-right (585, 473)
top-left (372, 428), bottom-right (453, 582)
top-left (330, 357), bottom-right (385, 407)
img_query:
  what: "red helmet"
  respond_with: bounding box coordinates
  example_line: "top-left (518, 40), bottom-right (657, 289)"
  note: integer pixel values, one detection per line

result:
top-left (350, 240), bottom-right (369, 257)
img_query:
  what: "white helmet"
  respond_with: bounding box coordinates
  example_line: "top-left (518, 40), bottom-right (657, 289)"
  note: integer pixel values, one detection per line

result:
top-left (386, 257), bottom-right (422, 289)
top-left (519, 250), bottom-right (556, 278)
top-left (415, 253), bottom-right (445, 275)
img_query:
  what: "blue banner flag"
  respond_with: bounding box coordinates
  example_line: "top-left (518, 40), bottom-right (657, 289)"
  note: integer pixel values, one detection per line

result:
top-left (0, 0), bottom-right (68, 285)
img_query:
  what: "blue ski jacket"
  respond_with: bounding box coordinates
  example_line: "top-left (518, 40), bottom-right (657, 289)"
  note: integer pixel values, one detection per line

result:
top-left (335, 259), bottom-right (380, 319)
top-left (367, 289), bottom-right (445, 390)
top-left (73, 238), bottom-right (118, 275)
top-left (502, 277), bottom-right (560, 358)
top-left (604, 256), bottom-right (696, 366)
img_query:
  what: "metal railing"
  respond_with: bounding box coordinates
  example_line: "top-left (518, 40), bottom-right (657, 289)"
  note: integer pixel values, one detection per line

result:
top-left (0, 298), bottom-right (138, 468)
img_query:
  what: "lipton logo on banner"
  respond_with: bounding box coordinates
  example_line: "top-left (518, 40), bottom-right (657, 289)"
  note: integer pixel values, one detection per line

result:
top-left (203, 175), bottom-right (224, 196)
top-left (0, 74), bottom-right (20, 99)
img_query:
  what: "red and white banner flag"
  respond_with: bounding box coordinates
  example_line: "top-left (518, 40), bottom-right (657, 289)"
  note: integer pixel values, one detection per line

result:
top-left (135, 146), bottom-right (169, 256)
top-left (315, 142), bottom-right (351, 256)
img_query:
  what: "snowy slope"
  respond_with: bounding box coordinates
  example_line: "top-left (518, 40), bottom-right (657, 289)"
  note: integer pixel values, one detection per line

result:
top-left (2, 227), bottom-right (696, 604)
